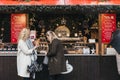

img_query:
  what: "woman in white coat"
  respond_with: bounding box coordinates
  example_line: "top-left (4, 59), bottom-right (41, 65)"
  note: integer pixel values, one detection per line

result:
top-left (17, 28), bottom-right (39, 80)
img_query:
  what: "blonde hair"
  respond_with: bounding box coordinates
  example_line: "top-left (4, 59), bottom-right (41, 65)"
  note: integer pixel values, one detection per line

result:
top-left (18, 28), bottom-right (30, 41)
top-left (46, 31), bottom-right (58, 41)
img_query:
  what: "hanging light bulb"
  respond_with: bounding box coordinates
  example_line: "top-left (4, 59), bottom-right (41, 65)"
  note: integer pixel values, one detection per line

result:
top-left (1, 28), bottom-right (4, 31)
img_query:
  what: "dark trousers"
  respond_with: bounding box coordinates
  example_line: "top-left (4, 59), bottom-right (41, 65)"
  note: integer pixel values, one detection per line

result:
top-left (23, 77), bottom-right (35, 80)
top-left (49, 74), bottom-right (64, 80)
top-left (23, 77), bottom-right (30, 80)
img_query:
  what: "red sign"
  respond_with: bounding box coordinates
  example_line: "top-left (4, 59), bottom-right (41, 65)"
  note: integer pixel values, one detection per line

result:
top-left (101, 14), bottom-right (116, 43)
top-left (11, 14), bottom-right (27, 43)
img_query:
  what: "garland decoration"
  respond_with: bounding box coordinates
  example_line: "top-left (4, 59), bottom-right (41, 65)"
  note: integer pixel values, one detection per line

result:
top-left (0, 5), bottom-right (119, 13)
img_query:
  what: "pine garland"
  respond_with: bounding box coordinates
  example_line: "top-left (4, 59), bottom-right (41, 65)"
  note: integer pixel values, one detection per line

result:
top-left (0, 5), bottom-right (119, 13)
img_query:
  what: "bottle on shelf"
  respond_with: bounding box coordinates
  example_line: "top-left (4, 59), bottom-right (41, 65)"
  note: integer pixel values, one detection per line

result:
top-left (83, 44), bottom-right (90, 54)
top-left (37, 32), bottom-right (48, 54)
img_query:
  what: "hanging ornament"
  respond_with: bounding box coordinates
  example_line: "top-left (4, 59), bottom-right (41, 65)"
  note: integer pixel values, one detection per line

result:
top-left (84, 28), bottom-right (90, 35)
top-left (91, 47), bottom-right (95, 54)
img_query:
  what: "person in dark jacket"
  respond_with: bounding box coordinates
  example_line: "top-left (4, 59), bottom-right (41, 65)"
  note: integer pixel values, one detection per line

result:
top-left (46, 31), bottom-right (67, 80)
top-left (109, 29), bottom-right (120, 53)
top-left (109, 29), bottom-right (120, 77)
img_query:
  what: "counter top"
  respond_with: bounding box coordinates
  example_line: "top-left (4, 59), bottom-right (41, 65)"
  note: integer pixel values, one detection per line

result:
top-left (0, 51), bottom-right (116, 56)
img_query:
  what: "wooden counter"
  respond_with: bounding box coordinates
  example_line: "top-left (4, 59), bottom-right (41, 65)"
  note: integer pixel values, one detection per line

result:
top-left (0, 52), bottom-right (119, 80)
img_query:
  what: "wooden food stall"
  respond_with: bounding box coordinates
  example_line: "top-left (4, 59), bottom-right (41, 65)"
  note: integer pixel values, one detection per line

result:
top-left (0, 0), bottom-right (120, 80)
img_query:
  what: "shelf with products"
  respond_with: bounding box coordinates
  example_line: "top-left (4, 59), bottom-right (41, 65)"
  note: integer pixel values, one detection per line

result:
top-left (59, 37), bottom-right (99, 55)
top-left (37, 36), bottom-right (99, 55)
top-left (0, 43), bottom-right (17, 52)
top-left (101, 43), bottom-right (117, 55)
top-left (36, 35), bottom-right (48, 54)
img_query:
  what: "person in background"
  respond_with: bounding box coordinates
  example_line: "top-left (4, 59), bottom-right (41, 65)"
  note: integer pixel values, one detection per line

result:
top-left (109, 28), bottom-right (120, 79)
top-left (17, 28), bottom-right (39, 80)
top-left (46, 31), bottom-right (67, 80)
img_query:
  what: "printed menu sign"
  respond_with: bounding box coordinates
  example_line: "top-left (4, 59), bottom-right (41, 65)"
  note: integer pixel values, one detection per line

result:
top-left (11, 14), bottom-right (27, 43)
top-left (101, 14), bottom-right (116, 43)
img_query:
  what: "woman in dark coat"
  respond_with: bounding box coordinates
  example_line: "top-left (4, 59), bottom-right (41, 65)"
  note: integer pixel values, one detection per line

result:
top-left (46, 31), bottom-right (67, 80)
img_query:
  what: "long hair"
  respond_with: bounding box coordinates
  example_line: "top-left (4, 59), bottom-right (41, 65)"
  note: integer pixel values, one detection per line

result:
top-left (46, 31), bottom-right (58, 41)
top-left (18, 28), bottom-right (30, 42)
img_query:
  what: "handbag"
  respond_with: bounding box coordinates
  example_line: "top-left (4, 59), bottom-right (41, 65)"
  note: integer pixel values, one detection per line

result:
top-left (27, 53), bottom-right (43, 73)
top-left (25, 39), bottom-right (43, 73)
top-left (27, 51), bottom-right (43, 73)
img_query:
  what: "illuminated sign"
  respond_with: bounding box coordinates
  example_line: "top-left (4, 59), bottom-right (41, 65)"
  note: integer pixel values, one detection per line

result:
top-left (100, 14), bottom-right (116, 43)
top-left (11, 14), bottom-right (27, 43)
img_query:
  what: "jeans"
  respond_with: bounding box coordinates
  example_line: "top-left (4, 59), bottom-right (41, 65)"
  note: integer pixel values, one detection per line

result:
top-left (49, 74), bottom-right (64, 80)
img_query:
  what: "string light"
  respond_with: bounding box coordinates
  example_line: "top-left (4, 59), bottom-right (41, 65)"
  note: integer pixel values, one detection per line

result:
top-left (0, 21), bottom-right (4, 41)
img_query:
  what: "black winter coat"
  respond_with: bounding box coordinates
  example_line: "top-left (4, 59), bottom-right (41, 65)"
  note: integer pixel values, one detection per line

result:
top-left (109, 29), bottom-right (120, 54)
top-left (47, 39), bottom-right (67, 75)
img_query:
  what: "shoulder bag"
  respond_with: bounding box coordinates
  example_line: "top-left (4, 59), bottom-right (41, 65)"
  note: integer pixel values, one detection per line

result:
top-left (27, 51), bottom-right (43, 73)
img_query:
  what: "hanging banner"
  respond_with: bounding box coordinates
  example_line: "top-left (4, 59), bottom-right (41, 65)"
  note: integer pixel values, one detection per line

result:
top-left (11, 14), bottom-right (27, 43)
top-left (100, 14), bottom-right (116, 43)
